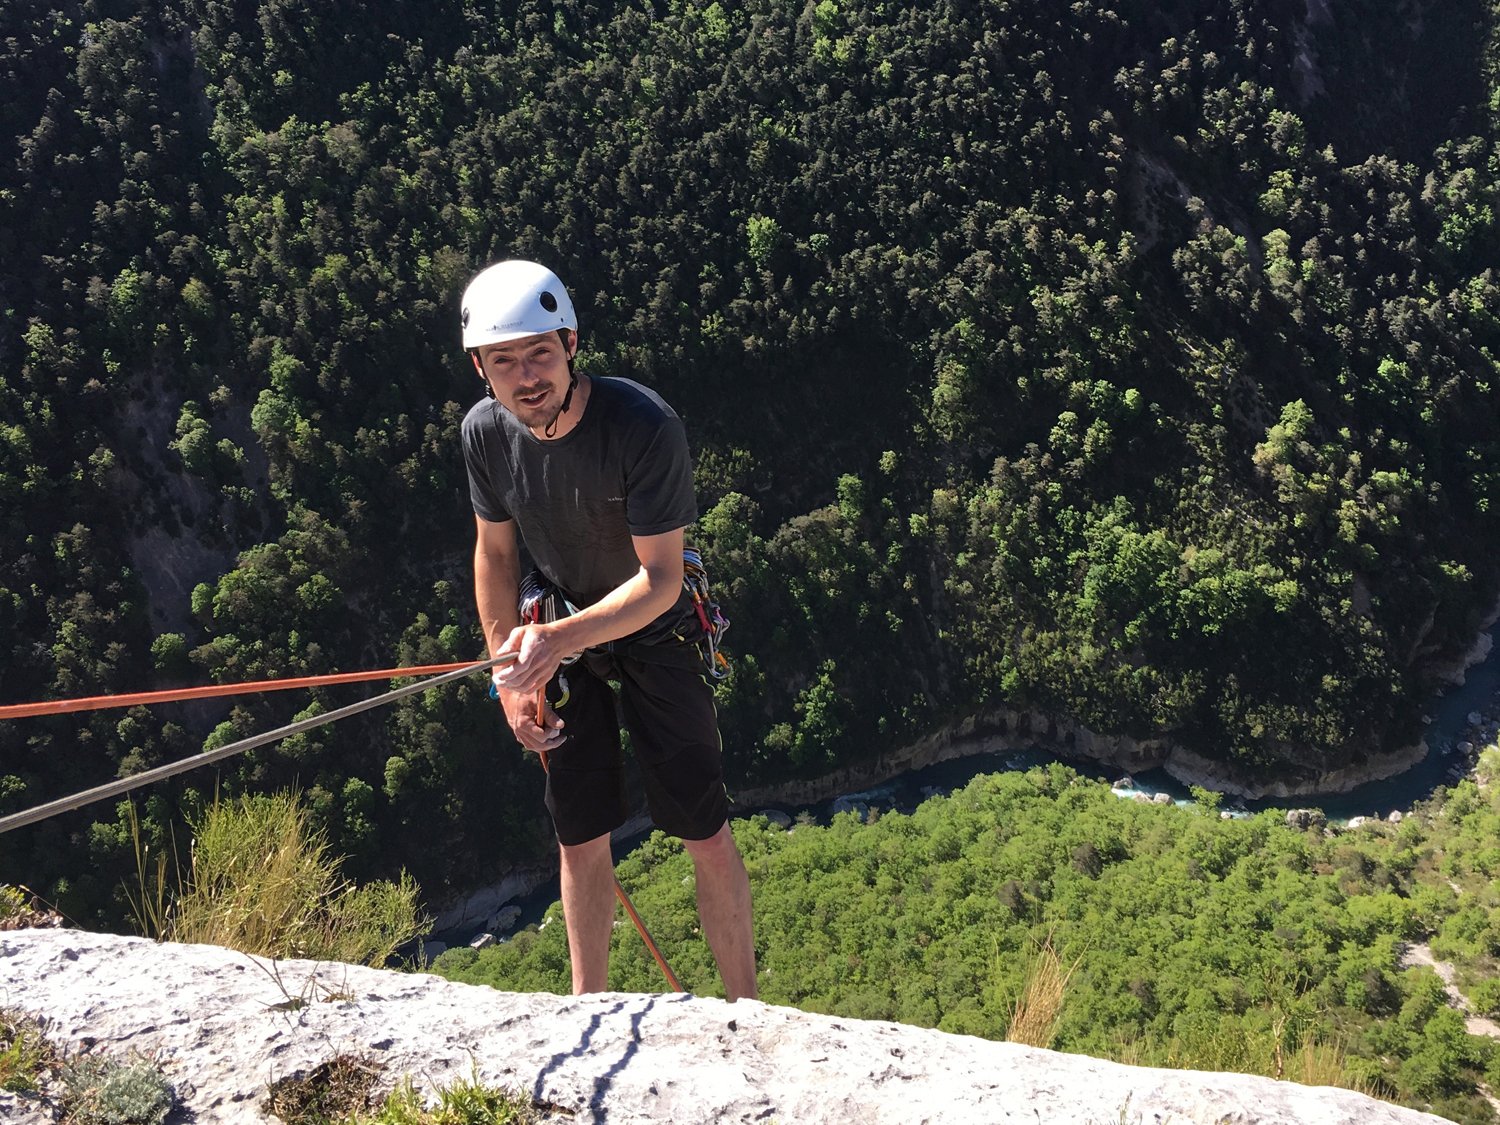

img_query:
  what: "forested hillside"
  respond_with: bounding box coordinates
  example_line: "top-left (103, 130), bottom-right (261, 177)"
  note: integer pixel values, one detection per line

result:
top-left (437, 756), bottom-right (1500, 1124)
top-left (2, 0), bottom-right (1498, 922)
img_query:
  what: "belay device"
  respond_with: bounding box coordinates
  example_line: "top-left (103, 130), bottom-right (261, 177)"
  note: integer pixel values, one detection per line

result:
top-left (517, 569), bottom-right (580, 709)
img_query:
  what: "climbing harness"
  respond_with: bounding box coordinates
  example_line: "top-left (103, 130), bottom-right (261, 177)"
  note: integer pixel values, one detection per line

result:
top-left (511, 551), bottom-right (731, 684)
top-left (682, 547), bottom-right (731, 682)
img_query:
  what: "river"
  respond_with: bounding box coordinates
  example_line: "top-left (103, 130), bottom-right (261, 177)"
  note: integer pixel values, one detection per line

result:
top-left (429, 623), bottom-right (1500, 950)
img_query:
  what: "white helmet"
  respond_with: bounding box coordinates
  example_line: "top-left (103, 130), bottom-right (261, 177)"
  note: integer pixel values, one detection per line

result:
top-left (460, 260), bottom-right (577, 350)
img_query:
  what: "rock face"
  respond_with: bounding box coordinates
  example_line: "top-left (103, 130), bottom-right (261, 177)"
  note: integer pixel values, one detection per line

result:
top-left (0, 930), bottom-right (1453, 1125)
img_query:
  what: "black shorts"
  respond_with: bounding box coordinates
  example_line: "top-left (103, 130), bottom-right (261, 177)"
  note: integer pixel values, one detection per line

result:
top-left (539, 641), bottom-right (728, 847)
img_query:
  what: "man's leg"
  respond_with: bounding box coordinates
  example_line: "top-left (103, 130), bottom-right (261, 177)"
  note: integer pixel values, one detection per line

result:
top-left (682, 822), bottom-right (757, 1001)
top-left (559, 831), bottom-right (617, 993)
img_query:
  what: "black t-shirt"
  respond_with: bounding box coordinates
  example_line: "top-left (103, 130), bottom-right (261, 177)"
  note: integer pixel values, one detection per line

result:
top-left (462, 376), bottom-right (698, 644)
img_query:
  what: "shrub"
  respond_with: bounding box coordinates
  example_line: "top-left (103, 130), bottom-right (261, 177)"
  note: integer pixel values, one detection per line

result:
top-left (167, 791), bottom-right (427, 966)
top-left (62, 1056), bottom-right (175, 1125)
top-left (1467, 976), bottom-right (1500, 1018)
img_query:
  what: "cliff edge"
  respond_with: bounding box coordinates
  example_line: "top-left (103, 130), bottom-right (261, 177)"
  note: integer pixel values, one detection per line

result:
top-left (0, 929), bottom-right (1452, 1124)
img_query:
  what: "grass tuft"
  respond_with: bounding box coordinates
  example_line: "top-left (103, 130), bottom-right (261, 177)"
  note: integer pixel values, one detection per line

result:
top-left (264, 1054), bottom-right (385, 1124)
top-left (345, 1074), bottom-right (540, 1124)
top-left (160, 791), bottom-right (427, 967)
top-left (1005, 933), bottom-right (1082, 1049)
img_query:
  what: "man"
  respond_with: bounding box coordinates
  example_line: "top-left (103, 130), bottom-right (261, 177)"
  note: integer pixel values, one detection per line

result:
top-left (460, 259), bottom-right (757, 1000)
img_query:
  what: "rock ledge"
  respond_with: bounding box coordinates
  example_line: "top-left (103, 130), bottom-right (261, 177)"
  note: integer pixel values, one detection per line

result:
top-left (0, 929), bottom-right (1451, 1125)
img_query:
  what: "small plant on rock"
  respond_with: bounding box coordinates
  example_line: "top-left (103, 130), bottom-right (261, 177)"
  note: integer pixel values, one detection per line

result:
top-left (61, 1055), bottom-right (175, 1125)
top-left (264, 1054), bottom-right (385, 1123)
top-left (0, 884), bottom-right (65, 930)
top-left (0, 1007), bottom-right (59, 1093)
top-left (345, 1073), bottom-right (539, 1124)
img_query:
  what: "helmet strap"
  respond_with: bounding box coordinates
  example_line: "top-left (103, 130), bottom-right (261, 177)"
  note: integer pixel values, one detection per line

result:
top-left (544, 371), bottom-right (578, 438)
top-left (543, 328), bottom-right (578, 439)
top-left (469, 349), bottom-right (496, 399)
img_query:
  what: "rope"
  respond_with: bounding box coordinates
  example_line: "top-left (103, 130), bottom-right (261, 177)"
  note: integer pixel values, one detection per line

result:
top-left (6, 648), bottom-right (686, 990)
top-left (4, 639), bottom-right (687, 990)
top-left (0, 654), bottom-right (516, 835)
top-left (0, 661), bottom-right (494, 720)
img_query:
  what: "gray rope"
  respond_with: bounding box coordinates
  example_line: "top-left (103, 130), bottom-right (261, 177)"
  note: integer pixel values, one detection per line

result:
top-left (0, 653), bottom-right (516, 835)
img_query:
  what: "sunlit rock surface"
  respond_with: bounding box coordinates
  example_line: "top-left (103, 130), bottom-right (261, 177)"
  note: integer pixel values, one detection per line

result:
top-left (0, 929), bottom-right (1452, 1124)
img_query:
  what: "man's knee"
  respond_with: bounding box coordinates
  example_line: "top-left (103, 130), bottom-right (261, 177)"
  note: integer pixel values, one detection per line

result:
top-left (559, 831), bottom-right (613, 866)
top-left (682, 821), bottom-right (740, 866)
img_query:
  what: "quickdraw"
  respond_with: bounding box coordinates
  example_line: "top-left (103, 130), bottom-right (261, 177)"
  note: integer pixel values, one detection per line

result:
top-left (682, 547), bottom-right (731, 682)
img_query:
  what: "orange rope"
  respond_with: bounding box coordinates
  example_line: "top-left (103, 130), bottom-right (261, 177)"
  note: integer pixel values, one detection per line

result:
top-left (612, 880), bottom-right (685, 992)
top-left (0, 661), bottom-right (485, 720)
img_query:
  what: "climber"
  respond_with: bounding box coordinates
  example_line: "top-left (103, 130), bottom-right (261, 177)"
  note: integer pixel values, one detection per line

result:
top-left (459, 260), bottom-right (757, 1000)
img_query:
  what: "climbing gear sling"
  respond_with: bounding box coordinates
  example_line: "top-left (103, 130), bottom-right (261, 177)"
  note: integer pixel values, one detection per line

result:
top-left (681, 547), bottom-right (731, 682)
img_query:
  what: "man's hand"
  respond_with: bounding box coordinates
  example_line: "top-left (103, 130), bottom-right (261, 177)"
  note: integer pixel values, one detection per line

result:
top-left (496, 683), bottom-right (565, 753)
top-left (492, 621), bottom-right (574, 696)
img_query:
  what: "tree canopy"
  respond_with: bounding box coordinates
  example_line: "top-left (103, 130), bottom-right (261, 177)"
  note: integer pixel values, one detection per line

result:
top-left (1, 0), bottom-right (1497, 926)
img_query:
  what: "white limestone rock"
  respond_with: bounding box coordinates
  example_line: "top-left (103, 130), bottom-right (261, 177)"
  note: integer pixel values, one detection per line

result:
top-left (0, 929), bottom-right (1453, 1125)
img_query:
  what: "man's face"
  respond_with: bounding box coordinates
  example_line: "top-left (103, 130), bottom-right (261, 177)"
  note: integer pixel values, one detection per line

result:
top-left (472, 330), bottom-right (577, 431)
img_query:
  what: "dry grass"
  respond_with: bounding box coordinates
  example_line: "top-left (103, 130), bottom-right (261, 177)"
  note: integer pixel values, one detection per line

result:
top-left (1284, 1036), bottom-right (1384, 1099)
top-left (159, 791), bottom-right (427, 967)
top-left (125, 804), bottom-right (178, 941)
top-left (170, 791), bottom-right (338, 956)
top-left (264, 1054), bottom-right (386, 1124)
top-left (1005, 934), bottom-right (1082, 1049)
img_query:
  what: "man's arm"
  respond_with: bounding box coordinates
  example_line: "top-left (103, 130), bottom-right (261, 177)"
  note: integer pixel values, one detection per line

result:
top-left (474, 514), bottom-right (565, 751)
top-left (493, 526), bottom-right (685, 697)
